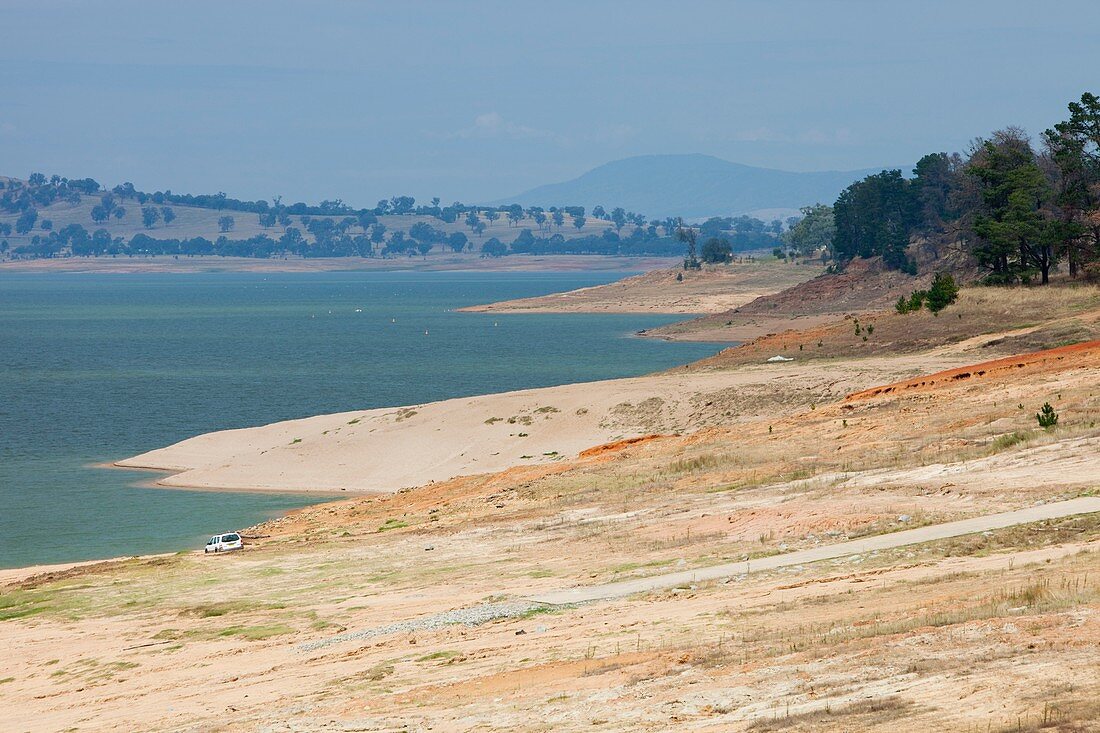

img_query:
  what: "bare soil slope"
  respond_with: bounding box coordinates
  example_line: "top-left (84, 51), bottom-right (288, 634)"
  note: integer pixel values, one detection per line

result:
top-left (679, 285), bottom-right (1100, 370)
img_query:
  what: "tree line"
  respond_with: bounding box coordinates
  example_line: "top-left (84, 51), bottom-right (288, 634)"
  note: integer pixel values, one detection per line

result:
top-left (783, 92), bottom-right (1100, 284)
top-left (2, 167), bottom-right (789, 260)
top-left (1, 173), bottom-right (657, 237)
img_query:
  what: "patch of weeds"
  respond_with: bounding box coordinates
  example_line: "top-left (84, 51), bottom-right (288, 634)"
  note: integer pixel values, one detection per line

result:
top-left (0, 590), bottom-right (52, 621)
top-left (608, 559), bottom-right (670, 575)
top-left (51, 658), bottom-right (139, 685)
top-left (989, 431), bottom-right (1030, 453)
top-left (667, 453), bottom-right (723, 474)
top-left (182, 600), bottom-right (286, 618)
top-left (988, 696), bottom-right (1100, 732)
top-left (290, 438), bottom-right (302, 445)
top-left (255, 567), bottom-right (285, 577)
top-left (217, 624), bottom-right (293, 641)
top-left (416, 650), bottom-right (461, 662)
top-left (340, 663), bottom-right (394, 683)
top-left (534, 406), bottom-right (560, 414)
top-left (377, 518), bottom-right (409, 533)
top-left (0, 585), bottom-right (88, 622)
top-left (868, 514), bottom-right (1100, 566)
top-left (347, 417), bottom-right (361, 425)
top-left (484, 416), bottom-right (503, 424)
top-left (515, 604), bottom-right (560, 620)
top-left (747, 696), bottom-right (914, 730)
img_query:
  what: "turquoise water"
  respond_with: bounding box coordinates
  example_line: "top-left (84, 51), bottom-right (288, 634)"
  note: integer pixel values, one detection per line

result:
top-left (0, 270), bottom-right (720, 568)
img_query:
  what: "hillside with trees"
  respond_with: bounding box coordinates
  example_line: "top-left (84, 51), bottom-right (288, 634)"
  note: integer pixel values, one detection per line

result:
top-left (776, 92), bottom-right (1100, 287)
top-left (649, 92), bottom-right (1100, 343)
top-left (0, 175), bottom-right (789, 262)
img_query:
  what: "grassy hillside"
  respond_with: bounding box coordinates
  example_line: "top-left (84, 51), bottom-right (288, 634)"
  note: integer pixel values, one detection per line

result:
top-left (0, 178), bottom-right (617, 254)
top-left (0, 173), bottom-right (790, 261)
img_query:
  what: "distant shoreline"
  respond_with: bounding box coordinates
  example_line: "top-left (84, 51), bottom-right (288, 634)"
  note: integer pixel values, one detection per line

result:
top-left (0, 253), bottom-right (680, 274)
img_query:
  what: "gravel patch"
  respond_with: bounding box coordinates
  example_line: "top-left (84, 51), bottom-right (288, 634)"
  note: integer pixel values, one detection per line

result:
top-left (299, 601), bottom-right (547, 652)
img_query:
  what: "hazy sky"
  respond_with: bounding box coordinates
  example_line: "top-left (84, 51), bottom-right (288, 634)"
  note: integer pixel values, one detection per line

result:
top-left (3, 0), bottom-right (1099, 206)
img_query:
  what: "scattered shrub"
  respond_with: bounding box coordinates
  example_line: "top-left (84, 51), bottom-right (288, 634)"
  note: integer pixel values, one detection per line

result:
top-left (1036, 403), bottom-right (1058, 429)
top-left (926, 272), bottom-right (959, 313)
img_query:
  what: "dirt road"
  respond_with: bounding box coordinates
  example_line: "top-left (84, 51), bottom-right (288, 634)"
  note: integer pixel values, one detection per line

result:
top-left (530, 497), bottom-right (1100, 605)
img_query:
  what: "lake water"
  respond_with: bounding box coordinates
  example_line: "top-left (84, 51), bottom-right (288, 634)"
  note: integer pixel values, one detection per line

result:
top-left (0, 270), bottom-right (720, 568)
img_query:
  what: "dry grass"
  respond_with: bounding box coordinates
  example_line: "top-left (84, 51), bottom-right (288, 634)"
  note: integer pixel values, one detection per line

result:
top-left (684, 284), bottom-right (1100, 368)
top-left (746, 696), bottom-right (915, 731)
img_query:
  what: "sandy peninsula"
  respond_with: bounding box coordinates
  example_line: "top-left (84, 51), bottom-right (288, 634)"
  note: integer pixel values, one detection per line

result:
top-left (116, 350), bottom-right (974, 494)
top-left (460, 258), bottom-right (821, 315)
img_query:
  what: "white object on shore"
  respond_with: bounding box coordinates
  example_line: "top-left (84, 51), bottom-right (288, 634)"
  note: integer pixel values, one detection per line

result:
top-left (204, 532), bottom-right (242, 554)
top-left (767, 355), bottom-right (794, 363)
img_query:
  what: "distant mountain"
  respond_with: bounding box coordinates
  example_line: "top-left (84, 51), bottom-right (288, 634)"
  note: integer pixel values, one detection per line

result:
top-left (492, 154), bottom-right (884, 219)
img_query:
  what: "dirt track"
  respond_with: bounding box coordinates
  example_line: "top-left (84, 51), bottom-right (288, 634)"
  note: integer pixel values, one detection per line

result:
top-left (531, 497), bottom-right (1100, 604)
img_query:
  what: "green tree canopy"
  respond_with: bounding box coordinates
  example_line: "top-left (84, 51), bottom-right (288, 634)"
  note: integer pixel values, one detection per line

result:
top-left (782, 204), bottom-right (835, 257)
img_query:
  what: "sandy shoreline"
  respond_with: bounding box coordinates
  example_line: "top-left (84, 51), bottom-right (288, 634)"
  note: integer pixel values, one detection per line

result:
top-left (0, 552), bottom-right (180, 587)
top-left (459, 260), bottom-right (821, 316)
top-left (113, 349), bottom-right (975, 496)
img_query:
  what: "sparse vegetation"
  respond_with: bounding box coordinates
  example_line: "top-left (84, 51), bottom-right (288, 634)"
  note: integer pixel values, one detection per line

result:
top-left (376, 518), bottom-right (409, 532)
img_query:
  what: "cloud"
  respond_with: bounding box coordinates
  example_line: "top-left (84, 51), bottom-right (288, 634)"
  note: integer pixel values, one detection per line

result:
top-left (438, 112), bottom-right (567, 144)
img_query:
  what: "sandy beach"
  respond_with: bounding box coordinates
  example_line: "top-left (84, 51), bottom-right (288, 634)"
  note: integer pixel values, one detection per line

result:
top-left (116, 350), bottom-right (971, 495)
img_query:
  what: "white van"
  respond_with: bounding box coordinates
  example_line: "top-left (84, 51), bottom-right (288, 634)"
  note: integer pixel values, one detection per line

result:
top-left (205, 532), bottom-right (243, 553)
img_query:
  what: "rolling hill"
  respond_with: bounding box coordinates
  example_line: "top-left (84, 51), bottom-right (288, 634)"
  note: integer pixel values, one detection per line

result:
top-left (494, 154), bottom-right (883, 219)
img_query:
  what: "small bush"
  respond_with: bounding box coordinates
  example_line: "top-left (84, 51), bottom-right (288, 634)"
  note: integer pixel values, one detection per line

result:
top-left (1036, 403), bottom-right (1058, 429)
top-left (895, 273), bottom-right (958, 315)
top-left (926, 272), bottom-right (959, 313)
top-left (896, 290), bottom-right (927, 314)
